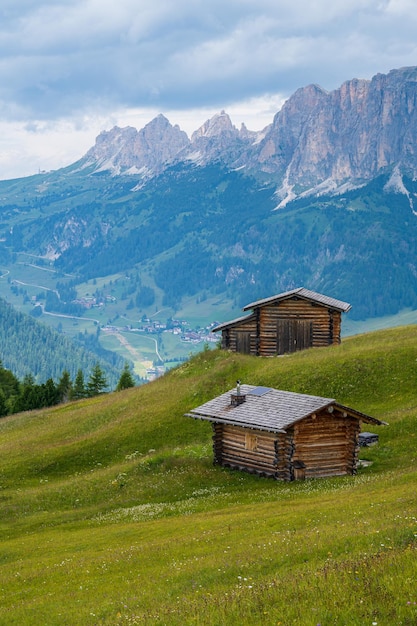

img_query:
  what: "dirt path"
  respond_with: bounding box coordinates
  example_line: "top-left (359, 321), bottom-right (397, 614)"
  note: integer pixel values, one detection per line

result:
top-left (113, 332), bottom-right (143, 361)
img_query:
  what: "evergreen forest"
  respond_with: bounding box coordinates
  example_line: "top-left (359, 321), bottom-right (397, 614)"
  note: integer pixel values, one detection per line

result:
top-left (0, 357), bottom-right (136, 417)
top-left (0, 297), bottom-right (127, 386)
top-left (1, 162), bottom-right (417, 323)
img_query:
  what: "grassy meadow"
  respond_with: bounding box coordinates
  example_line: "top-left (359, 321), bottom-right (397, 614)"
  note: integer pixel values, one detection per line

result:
top-left (0, 326), bottom-right (417, 625)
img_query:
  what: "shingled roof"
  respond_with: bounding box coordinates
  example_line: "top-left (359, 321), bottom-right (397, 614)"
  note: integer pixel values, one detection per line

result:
top-left (243, 287), bottom-right (351, 313)
top-left (186, 384), bottom-right (384, 433)
top-left (211, 312), bottom-right (255, 333)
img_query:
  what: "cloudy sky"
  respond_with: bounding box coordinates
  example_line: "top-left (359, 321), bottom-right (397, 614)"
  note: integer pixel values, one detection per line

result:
top-left (0, 0), bottom-right (416, 180)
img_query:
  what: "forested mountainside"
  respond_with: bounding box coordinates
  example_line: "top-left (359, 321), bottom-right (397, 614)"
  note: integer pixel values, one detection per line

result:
top-left (2, 162), bottom-right (415, 321)
top-left (0, 298), bottom-right (125, 385)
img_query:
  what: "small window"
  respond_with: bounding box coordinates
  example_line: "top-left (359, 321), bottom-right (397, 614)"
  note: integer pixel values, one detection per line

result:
top-left (245, 433), bottom-right (258, 451)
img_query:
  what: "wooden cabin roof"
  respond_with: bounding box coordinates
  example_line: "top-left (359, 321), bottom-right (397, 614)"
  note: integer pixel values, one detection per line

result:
top-left (243, 287), bottom-right (352, 313)
top-left (211, 312), bottom-right (255, 333)
top-left (186, 384), bottom-right (384, 433)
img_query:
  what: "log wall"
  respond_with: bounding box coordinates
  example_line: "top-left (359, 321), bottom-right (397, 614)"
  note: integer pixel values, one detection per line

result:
top-left (212, 423), bottom-right (279, 477)
top-left (221, 318), bottom-right (257, 354)
top-left (213, 412), bottom-right (360, 481)
top-left (211, 411), bottom-right (361, 480)
top-left (276, 432), bottom-right (293, 481)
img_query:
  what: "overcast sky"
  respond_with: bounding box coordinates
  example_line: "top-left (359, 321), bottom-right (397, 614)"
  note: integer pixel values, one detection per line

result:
top-left (0, 0), bottom-right (416, 180)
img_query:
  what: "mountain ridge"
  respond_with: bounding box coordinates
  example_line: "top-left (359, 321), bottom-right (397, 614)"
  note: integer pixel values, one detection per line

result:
top-left (77, 66), bottom-right (417, 209)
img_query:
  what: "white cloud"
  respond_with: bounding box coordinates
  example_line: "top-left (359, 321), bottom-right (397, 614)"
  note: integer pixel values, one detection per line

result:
top-left (0, 117), bottom-right (109, 179)
top-left (385, 0), bottom-right (417, 15)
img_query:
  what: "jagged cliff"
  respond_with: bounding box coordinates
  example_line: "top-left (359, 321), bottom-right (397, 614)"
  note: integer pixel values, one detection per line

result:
top-left (264, 67), bottom-right (417, 203)
top-left (84, 114), bottom-right (190, 176)
top-left (81, 66), bottom-right (417, 205)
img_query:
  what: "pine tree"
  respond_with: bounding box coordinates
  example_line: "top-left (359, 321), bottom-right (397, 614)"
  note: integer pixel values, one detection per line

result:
top-left (0, 390), bottom-right (7, 418)
top-left (86, 363), bottom-right (108, 397)
top-left (71, 369), bottom-right (86, 400)
top-left (116, 362), bottom-right (135, 391)
top-left (14, 374), bottom-right (36, 412)
top-left (57, 369), bottom-right (72, 403)
top-left (42, 378), bottom-right (59, 407)
top-left (0, 360), bottom-right (20, 400)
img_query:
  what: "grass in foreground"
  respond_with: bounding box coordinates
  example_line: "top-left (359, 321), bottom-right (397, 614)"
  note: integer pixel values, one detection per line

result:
top-left (0, 326), bottom-right (417, 624)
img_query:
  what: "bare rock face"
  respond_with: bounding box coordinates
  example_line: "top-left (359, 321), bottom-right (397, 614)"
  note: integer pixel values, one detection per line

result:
top-left (131, 114), bottom-right (190, 172)
top-left (84, 115), bottom-right (190, 175)
top-left (189, 111), bottom-right (256, 165)
top-left (256, 83), bottom-right (329, 176)
top-left (191, 110), bottom-right (237, 141)
top-left (85, 126), bottom-right (138, 172)
top-left (255, 67), bottom-right (417, 196)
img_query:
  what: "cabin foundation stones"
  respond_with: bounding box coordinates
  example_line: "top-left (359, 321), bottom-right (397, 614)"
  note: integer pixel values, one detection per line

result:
top-left (186, 384), bottom-right (386, 481)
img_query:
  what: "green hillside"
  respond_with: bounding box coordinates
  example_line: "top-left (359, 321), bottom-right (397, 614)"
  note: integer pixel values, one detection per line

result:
top-left (0, 326), bottom-right (417, 625)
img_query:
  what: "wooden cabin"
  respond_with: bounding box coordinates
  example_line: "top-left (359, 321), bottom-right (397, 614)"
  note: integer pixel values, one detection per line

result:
top-left (186, 384), bottom-right (385, 481)
top-left (212, 287), bottom-right (351, 356)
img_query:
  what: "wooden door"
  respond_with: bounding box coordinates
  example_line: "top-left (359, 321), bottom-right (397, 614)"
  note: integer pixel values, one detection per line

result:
top-left (235, 331), bottom-right (252, 354)
top-left (277, 320), bottom-right (312, 354)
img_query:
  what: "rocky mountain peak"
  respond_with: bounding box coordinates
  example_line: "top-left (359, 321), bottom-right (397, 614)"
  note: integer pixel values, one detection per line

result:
top-left (255, 65), bottom-right (417, 203)
top-left (186, 111), bottom-right (260, 168)
top-left (132, 114), bottom-right (189, 172)
top-left (238, 122), bottom-right (259, 142)
top-left (191, 110), bottom-right (237, 141)
top-left (142, 113), bottom-right (181, 137)
top-left (84, 126), bottom-right (137, 164)
top-left (83, 115), bottom-right (190, 176)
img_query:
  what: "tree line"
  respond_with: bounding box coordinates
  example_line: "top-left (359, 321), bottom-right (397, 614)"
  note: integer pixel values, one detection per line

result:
top-left (0, 361), bottom-right (136, 417)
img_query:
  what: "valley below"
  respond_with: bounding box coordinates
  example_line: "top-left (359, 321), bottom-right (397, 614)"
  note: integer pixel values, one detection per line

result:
top-left (2, 252), bottom-right (417, 384)
top-left (0, 253), bottom-right (225, 381)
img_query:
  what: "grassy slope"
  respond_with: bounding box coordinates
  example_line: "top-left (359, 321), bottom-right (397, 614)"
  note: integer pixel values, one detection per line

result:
top-left (0, 326), bottom-right (417, 625)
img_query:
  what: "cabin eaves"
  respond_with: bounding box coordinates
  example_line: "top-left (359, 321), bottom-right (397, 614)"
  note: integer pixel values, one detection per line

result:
top-left (211, 313), bottom-right (255, 333)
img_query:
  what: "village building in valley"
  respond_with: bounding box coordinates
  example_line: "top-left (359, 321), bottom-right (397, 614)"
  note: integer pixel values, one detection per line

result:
top-left (186, 384), bottom-right (385, 480)
top-left (212, 287), bottom-right (351, 356)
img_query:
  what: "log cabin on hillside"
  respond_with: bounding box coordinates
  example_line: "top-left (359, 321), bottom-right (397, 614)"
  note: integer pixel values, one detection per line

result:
top-left (186, 384), bottom-right (385, 481)
top-left (212, 287), bottom-right (351, 356)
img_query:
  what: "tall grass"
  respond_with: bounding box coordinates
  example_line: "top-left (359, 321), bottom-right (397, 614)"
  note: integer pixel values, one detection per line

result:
top-left (0, 325), bottom-right (416, 624)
